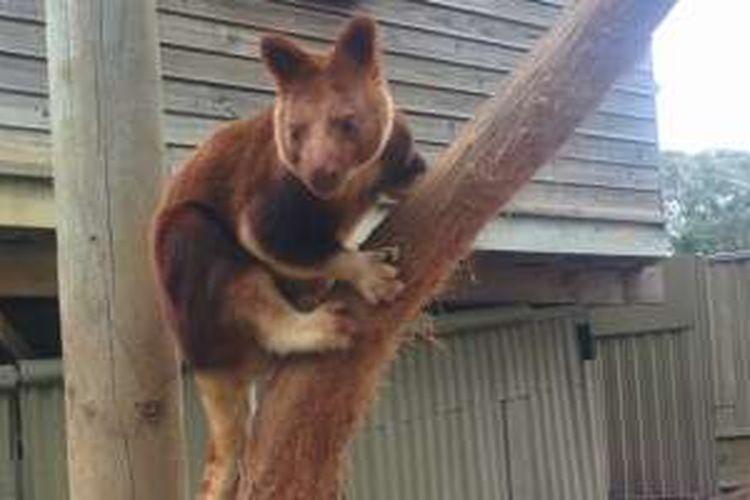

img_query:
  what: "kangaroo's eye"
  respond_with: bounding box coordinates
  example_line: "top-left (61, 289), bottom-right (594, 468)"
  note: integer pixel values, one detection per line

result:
top-left (290, 123), bottom-right (307, 143)
top-left (335, 116), bottom-right (358, 137)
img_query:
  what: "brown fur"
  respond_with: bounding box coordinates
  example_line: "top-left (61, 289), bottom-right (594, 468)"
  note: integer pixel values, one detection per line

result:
top-left (150, 16), bottom-right (424, 500)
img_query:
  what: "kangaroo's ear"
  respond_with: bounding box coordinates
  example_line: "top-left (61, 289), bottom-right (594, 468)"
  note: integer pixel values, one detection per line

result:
top-left (331, 16), bottom-right (380, 74)
top-left (261, 35), bottom-right (317, 89)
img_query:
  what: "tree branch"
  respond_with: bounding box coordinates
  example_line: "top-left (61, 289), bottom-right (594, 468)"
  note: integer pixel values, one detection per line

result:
top-left (236, 0), bottom-right (675, 498)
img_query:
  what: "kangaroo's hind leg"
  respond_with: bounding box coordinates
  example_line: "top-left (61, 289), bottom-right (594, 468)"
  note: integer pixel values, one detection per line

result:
top-left (152, 204), bottom-right (262, 500)
top-left (194, 370), bottom-right (252, 500)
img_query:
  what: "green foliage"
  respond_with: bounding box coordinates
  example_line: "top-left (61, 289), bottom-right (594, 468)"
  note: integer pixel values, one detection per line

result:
top-left (660, 150), bottom-right (750, 254)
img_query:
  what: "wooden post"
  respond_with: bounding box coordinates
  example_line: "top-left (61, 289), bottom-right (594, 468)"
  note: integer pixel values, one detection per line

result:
top-left (236, 0), bottom-right (676, 498)
top-left (45, 1), bottom-right (186, 499)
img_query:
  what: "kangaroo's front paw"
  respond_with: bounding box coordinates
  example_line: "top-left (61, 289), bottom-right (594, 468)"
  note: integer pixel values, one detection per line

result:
top-left (310, 301), bottom-right (358, 349)
top-left (351, 251), bottom-right (405, 305)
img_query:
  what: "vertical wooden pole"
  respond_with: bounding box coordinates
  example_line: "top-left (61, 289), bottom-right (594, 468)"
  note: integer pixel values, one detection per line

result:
top-left (45, 1), bottom-right (186, 499)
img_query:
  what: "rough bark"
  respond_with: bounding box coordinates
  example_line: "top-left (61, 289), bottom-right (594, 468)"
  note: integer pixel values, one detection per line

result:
top-left (237, 0), bottom-right (676, 498)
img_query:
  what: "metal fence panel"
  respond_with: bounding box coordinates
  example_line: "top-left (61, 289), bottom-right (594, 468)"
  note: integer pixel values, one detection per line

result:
top-left (18, 360), bottom-right (68, 500)
top-left (347, 309), bottom-right (607, 500)
top-left (0, 366), bottom-right (18, 500)
top-left (179, 309), bottom-right (607, 500)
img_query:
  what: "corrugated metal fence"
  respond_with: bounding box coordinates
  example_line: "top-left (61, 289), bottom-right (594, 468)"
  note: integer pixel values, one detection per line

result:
top-left (0, 309), bottom-right (609, 500)
top-left (0, 360), bottom-right (68, 500)
top-left (348, 309), bottom-right (607, 500)
top-left (0, 366), bottom-right (19, 500)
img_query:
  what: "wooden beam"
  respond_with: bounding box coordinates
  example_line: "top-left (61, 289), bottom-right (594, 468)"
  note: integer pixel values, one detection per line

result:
top-left (236, 1), bottom-right (676, 498)
top-left (0, 311), bottom-right (33, 359)
top-left (44, 1), bottom-right (186, 499)
top-left (443, 252), bottom-right (664, 306)
top-left (591, 255), bottom-right (705, 336)
top-left (0, 177), bottom-right (54, 229)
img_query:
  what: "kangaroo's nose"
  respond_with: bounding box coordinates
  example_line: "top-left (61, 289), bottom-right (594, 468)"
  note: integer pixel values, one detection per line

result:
top-left (310, 168), bottom-right (340, 196)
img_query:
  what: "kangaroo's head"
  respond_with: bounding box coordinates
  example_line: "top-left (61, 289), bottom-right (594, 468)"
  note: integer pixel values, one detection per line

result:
top-left (261, 16), bottom-right (394, 199)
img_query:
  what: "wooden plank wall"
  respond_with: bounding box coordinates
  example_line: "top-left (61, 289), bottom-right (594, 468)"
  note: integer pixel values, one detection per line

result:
top-left (0, 0), bottom-right (668, 256)
top-left (706, 254), bottom-right (750, 487)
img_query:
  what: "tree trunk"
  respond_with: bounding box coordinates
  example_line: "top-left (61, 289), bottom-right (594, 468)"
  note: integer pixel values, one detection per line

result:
top-left (236, 0), bottom-right (675, 498)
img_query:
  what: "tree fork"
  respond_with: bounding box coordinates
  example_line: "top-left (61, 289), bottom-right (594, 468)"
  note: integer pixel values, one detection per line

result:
top-left (237, 0), bottom-right (676, 498)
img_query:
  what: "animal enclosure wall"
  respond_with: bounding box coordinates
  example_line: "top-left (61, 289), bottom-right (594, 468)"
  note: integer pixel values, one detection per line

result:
top-left (0, 310), bottom-right (609, 500)
top-left (183, 309), bottom-right (609, 499)
top-left (1, 286), bottom-right (732, 500)
top-left (347, 310), bottom-right (607, 500)
top-left (0, 0), bottom-right (667, 258)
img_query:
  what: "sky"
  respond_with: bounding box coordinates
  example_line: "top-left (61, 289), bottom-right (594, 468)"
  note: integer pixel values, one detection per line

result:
top-left (652, 0), bottom-right (750, 153)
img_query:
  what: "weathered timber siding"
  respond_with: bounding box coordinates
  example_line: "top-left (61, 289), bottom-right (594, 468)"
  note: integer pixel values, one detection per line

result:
top-left (706, 254), bottom-right (750, 487)
top-left (0, 0), bottom-right (667, 256)
top-left (0, 1), bottom-right (52, 230)
top-left (597, 329), bottom-right (716, 499)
